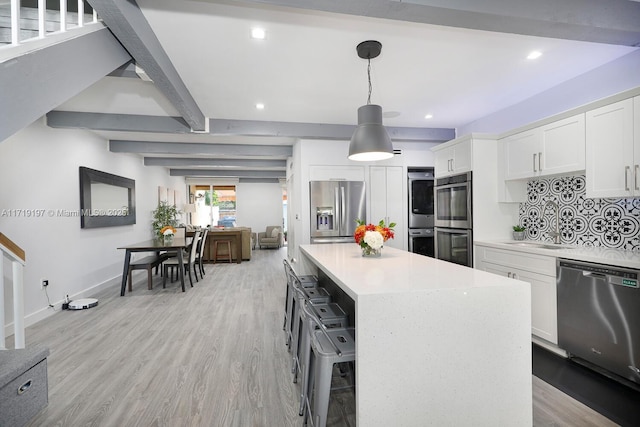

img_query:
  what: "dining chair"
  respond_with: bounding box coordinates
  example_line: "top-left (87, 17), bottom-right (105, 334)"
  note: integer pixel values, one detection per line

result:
top-left (162, 230), bottom-right (201, 291)
top-left (154, 226), bottom-right (186, 276)
top-left (194, 228), bottom-right (209, 279)
top-left (174, 226), bottom-right (186, 239)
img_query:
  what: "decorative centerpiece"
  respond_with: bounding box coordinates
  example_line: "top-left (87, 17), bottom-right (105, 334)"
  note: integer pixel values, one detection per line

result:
top-left (354, 219), bottom-right (395, 257)
top-left (151, 201), bottom-right (181, 240)
top-left (512, 225), bottom-right (526, 241)
top-left (160, 225), bottom-right (177, 243)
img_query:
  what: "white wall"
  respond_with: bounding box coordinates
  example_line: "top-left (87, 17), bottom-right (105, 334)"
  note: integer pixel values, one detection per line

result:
top-left (235, 182), bottom-right (284, 234)
top-left (459, 50), bottom-right (640, 135)
top-left (0, 117), bottom-right (184, 337)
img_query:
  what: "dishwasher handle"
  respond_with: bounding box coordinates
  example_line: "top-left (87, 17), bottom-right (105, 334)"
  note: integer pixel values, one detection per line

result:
top-left (582, 271), bottom-right (608, 280)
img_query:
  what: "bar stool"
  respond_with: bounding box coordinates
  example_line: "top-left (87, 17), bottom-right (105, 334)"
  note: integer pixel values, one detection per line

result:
top-left (213, 240), bottom-right (232, 263)
top-left (290, 278), bottom-right (331, 380)
top-left (283, 260), bottom-right (317, 349)
top-left (297, 300), bottom-right (348, 416)
top-left (303, 326), bottom-right (356, 427)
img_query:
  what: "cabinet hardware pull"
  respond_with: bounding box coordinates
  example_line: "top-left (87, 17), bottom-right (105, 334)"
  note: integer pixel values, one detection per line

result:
top-left (625, 166), bottom-right (630, 191)
top-left (538, 152), bottom-right (542, 171)
top-left (18, 379), bottom-right (33, 395)
top-left (507, 272), bottom-right (511, 278)
top-left (533, 153), bottom-right (537, 172)
top-left (636, 165), bottom-right (639, 191)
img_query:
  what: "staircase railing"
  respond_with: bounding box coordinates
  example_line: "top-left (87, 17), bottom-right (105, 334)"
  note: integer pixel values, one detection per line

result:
top-left (0, 232), bottom-right (26, 349)
top-left (2, 0), bottom-right (98, 47)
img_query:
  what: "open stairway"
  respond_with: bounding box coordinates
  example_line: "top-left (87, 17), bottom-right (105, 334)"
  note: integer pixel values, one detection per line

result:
top-left (0, 5), bottom-right (94, 45)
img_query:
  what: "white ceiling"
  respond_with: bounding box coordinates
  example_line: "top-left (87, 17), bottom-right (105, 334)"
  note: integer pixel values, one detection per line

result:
top-left (56, 0), bottom-right (639, 177)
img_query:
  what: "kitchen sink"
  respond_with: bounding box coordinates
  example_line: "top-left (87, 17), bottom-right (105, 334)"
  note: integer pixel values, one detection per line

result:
top-left (505, 241), bottom-right (570, 250)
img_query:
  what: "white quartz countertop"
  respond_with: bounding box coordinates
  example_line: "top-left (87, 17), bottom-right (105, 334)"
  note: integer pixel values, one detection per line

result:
top-left (300, 243), bottom-right (525, 301)
top-left (475, 240), bottom-right (640, 269)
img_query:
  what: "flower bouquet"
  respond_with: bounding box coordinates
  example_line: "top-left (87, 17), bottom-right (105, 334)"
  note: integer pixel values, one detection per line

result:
top-left (354, 219), bottom-right (395, 257)
top-left (159, 225), bottom-right (176, 242)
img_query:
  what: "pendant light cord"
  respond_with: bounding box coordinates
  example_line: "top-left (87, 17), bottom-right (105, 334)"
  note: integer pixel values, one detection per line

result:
top-left (367, 57), bottom-right (372, 105)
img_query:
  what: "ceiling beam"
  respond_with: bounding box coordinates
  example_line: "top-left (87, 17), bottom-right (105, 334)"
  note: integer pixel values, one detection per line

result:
top-left (239, 178), bottom-right (283, 184)
top-left (86, 0), bottom-right (207, 130)
top-left (110, 140), bottom-right (293, 157)
top-left (242, 0), bottom-right (640, 46)
top-left (210, 118), bottom-right (454, 142)
top-left (48, 111), bottom-right (192, 133)
top-left (170, 169), bottom-right (285, 178)
top-left (144, 158), bottom-right (287, 168)
top-left (47, 111), bottom-right (454, 142)
top-left (107, 61), bottom-right (138, 79)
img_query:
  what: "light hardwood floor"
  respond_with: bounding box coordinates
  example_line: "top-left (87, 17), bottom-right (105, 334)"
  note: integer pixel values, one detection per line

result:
top-left (13, 247), bottom-right (616, 426)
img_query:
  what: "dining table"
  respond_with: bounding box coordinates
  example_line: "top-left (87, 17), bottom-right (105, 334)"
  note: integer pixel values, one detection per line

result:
top-left (117, 237), bottom-right (189, 296)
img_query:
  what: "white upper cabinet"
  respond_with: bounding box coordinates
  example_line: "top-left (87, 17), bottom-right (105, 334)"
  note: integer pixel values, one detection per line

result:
top-left (433, 138), bottom-right (471, 178)
top-left (586, 97), bottom-right (639, 198)
top-left (502, 129), bottom-right (540, 180)
top-left (502, 114), bottom-right (585, 180)
top-left (540, 114), bottom-right (586, 176)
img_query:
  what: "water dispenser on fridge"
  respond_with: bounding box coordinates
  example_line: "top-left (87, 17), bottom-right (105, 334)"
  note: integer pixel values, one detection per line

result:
top-left (315, 207), bottom-right (335, 231)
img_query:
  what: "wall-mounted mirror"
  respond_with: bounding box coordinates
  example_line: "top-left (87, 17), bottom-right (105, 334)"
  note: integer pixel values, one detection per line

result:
top-left (79, 167), bottom-right (136, 228)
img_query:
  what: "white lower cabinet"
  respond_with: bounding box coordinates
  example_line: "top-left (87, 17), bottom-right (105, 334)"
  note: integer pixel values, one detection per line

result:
top-left (475, 245), bottom-right (558, 344)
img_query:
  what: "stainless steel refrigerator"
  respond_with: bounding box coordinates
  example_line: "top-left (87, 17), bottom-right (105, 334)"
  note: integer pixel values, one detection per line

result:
top-left (310, 181), bottom-right (366, 243)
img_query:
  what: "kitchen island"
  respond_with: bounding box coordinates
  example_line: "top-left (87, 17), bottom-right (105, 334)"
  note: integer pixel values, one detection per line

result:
top-left (299, 243), bottom-right (532, 426)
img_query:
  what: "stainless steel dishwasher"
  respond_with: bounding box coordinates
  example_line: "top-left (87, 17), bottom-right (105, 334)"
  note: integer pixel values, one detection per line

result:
top-left (557, 259), bottom-right (640, 385)
top-left (557, 258), bottom-right (640, 388)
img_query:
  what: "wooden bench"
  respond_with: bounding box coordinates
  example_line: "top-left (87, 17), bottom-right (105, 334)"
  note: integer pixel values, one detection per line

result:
top-left (127, 255), bottom-right (166, 291)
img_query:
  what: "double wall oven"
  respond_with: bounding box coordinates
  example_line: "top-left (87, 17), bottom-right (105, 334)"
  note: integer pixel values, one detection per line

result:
top-left (408, 169), bottom-right (435, 257)
top-left (434, 172), bottom-right (473, 267)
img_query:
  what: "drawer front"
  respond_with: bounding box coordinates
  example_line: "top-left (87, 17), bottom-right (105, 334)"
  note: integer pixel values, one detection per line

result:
top-left (0, 359), bottom-right (48, 427)
top-left (476, 246), bottom-right (556, 276)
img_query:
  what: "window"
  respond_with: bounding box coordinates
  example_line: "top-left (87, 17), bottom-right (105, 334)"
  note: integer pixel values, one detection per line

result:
top-left (189, 185), bottom-right (236, 228)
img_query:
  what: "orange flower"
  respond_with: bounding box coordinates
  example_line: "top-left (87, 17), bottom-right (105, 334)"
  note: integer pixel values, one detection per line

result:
top-left (160, 225), bottom-right (176, 236)
top-left (354, 219), bottom-right (395, 246)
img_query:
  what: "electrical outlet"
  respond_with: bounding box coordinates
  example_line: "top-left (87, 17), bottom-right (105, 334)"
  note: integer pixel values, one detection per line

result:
top-left (41, 279), bottom-right (49, 289)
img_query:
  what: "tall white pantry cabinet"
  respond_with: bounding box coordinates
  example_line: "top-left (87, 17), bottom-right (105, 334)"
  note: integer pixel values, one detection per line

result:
top-left (369, 166), bottom-right (404, 250)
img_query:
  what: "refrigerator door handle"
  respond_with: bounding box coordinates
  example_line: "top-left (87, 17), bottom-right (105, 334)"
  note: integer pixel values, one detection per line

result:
top-left (340, 185), bottom-right (346, 234)
top-left (334, 186), bottom-right (340, 232)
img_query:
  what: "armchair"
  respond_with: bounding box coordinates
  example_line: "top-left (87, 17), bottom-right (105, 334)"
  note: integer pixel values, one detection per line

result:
top-left (258, 226), bottom-right (283, 249)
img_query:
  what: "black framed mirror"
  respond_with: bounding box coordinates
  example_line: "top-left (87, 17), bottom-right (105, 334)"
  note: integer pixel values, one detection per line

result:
top-left (79, 167), bottom-right (136, 228)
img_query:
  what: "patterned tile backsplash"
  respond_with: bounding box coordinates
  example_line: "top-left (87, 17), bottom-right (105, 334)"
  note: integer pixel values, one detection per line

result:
top-left (518, 175), bottom-right (640, 251)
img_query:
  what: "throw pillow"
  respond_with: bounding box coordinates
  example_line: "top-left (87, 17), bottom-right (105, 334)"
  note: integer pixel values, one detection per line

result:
top-left (271, 227), bottom-right (280, 238)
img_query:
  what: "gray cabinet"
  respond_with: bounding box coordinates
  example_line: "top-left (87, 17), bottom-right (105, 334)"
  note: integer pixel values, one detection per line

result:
top-left (0, 346), bottom-right (49, 427)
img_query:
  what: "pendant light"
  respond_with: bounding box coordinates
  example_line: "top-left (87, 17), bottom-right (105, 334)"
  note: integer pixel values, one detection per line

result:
top-left (348, 40), bottom-right (394, 161)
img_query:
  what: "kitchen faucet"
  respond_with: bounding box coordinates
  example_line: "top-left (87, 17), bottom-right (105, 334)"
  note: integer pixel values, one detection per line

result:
top-left (544, 200), bottom-right (561, 244)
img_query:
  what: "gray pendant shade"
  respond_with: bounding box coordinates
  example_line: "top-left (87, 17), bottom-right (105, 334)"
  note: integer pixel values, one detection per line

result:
top-left (348, 104), bottom-right (394, 161)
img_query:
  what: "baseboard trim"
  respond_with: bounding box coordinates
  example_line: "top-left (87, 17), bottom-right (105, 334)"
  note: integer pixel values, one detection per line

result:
top-left (531, 336), bottom-right (567, 358)
top-left (3, 275), bottom-right (120, 341)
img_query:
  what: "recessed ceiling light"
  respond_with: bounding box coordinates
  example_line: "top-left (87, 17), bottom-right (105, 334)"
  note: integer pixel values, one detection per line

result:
top-left (251, 28), bottom-right (266, 40)
top-left (425, 114), bottom-right (433, 119)
top-left (255, 103), bottom-right (265, 110)
top-left (527, 51), bottom-right (542, 60)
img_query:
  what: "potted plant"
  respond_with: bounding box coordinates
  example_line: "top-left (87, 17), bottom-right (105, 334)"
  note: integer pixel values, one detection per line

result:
top-left (512, 225), bottom-right (526, 241)
top-left (152, 201), bottom-right (181, 238)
